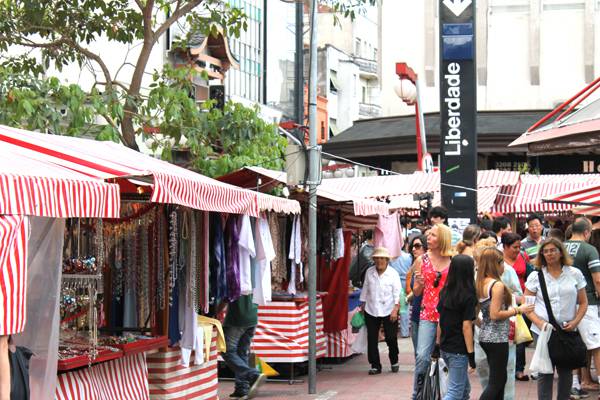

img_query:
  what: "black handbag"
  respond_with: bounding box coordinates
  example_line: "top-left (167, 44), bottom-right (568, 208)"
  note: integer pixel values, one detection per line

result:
top-left (538, 270), bottom-right (587, 370)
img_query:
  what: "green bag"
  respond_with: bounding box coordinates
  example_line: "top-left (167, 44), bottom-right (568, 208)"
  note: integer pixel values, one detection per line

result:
top-left (399, 286), bottom-right (408, 314)
top-left (351, 311), bottom-right (366, 329)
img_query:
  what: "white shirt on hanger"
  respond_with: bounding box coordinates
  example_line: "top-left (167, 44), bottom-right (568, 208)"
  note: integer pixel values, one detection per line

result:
top-left (238, 215), bottom-right (256, 295)
top-left (254, 216), bottom-right (275, 305)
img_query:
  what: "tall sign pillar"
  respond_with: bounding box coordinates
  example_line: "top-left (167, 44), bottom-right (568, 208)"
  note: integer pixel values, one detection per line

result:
top-left (439, 0), bottom-right (478, 224)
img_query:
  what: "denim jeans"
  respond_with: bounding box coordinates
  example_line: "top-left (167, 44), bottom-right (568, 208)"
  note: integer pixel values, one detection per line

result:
top-left (399, 311), bottom-right (410, 337)
top-left (411, 319), bottom-right (420, 359)
top-left (412, 320), bottom-right (438, 399)
top-left (441, 351), bottom-right (471, 400)
top-left (222, 326), bottom-right (259, 393)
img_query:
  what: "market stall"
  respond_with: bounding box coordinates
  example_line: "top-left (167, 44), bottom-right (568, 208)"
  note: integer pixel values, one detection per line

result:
top-left (0, 125), bottom-right (302, 400)
top-left (218, 167), bottom-right (392, 364)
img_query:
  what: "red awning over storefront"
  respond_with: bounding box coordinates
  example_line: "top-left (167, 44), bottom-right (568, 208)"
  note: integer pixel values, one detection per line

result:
top-left (510, 78), bottom-right (600, 155)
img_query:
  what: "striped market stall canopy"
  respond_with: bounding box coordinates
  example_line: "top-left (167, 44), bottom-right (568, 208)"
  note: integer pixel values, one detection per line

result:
top-left (494, 174), bottom-right (600, 214)
top-left (0, 125), bottom-right (300, 217)
top-left (543, 184), bottom-right (600, 216)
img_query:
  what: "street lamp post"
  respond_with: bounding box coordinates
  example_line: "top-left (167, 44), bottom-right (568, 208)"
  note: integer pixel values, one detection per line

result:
top-left (394, 62), bottom-right (429, 171)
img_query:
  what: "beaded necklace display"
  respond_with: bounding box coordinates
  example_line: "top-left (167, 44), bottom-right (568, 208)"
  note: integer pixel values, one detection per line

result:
top-left (189, 212), bottom-right (198, 310)
top-left (168, 210), bottom-right (178, 306)
top-left (157, 210), bottom-right (166, 310)
top-left (139, 225), bottom-right (149, 327)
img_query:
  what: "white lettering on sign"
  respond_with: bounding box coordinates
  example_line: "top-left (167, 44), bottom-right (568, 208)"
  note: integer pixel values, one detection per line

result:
top-left (444, 62), bottom-right (462, 156)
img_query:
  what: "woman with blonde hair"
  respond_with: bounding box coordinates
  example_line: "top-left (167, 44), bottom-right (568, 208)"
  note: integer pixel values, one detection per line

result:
top-left (411, 224), bottom-right (454, 399)
top-left (477, 247), bottom-right (533, 400)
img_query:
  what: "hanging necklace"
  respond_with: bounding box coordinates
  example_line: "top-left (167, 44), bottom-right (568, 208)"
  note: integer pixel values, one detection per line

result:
top-left (157, 209), bottom-right (166, 310)
top-left (168, 210), bottom-right (178, 306)
top-left (189, 212), bottom-right (198, 309)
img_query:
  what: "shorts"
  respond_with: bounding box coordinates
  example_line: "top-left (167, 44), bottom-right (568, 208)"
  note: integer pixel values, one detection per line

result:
top-left (578, 305), bottom-right (600, 350)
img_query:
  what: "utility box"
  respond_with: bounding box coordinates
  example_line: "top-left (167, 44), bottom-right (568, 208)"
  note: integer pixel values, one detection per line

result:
top-left (286, 144), bottom-right (306, 186)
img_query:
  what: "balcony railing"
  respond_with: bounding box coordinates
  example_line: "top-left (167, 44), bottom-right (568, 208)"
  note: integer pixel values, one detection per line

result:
top-left (353, 57), bottom-right (378, 77)
top-left (359, 103), bottom-right (382, 118)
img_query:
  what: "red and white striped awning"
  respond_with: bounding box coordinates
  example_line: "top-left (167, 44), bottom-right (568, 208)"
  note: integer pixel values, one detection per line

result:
top-left (543, 184), bottom-right (600, 216)
top-left (319, 170), bottom-right (520, 200)
top-left (238, 167), bottom-right (390, 216)
top-left (0, 215), bottom-right (27, 335)
top-left (493, 174), bottom-right (600, 214)
top-left (0, 125), bottom-right (262, 216)
top-left (0, 144), bottom-right (120, 218)
top-left (387, 186), bottom-right (501, 214)
top-left (256, 192), bottom-right (301, 215)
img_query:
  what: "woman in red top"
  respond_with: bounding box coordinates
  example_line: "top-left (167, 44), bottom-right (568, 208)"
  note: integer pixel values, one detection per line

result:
top-left (411, 224), bottom-right (453, 399)
top-left (502, 232), bottom-right (530, 381)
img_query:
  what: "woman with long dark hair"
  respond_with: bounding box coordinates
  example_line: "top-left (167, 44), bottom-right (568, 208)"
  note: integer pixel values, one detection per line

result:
top-left (406, 234), bottom-right (428, 355)
top-left (436, 255), bottom-right (478, 400)
top-left (476, 247), bottom-right (533, 400)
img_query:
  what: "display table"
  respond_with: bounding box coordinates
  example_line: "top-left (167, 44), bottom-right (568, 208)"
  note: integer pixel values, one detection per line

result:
top-left (147, 328), bottom-right (218, 400)
top-left (251, 297), bottom-right (326, 363)
top-left (55, 353), bottom-right (149, 400)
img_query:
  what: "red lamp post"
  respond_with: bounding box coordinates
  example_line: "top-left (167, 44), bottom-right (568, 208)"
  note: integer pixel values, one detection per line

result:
top-left (395, 62), bottom-right (430, 172)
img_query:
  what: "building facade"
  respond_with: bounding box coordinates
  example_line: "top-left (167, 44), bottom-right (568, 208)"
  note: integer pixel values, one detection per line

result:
top-left (307, 3), bottom-right (382, 140)
top-left (380, 0), bottom-right (600, 117)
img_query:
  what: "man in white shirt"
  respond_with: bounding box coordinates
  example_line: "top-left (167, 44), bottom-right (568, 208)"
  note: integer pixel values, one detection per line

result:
top-left (359, 247), bottom-right (402, 375)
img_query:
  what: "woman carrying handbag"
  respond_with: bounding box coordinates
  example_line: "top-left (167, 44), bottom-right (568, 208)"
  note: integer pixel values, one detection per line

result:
top-left (524, 238), bottom-right (588, 400)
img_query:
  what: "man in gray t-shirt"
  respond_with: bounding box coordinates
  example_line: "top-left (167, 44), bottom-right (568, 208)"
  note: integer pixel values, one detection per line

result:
top-left (521, 214), bottom-right (544, 259)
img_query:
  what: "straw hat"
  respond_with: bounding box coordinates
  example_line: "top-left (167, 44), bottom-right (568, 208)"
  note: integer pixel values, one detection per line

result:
top-left (372, 247), bottom-right (391, 259)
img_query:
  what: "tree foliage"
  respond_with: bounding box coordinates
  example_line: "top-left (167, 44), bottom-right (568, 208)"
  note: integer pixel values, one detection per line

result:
top-left (0, 0), bottom-right (373, 176)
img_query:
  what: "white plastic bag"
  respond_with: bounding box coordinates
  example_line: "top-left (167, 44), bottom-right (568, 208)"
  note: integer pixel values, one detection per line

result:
top-left (438, 357), bottom-right (449, 398)
top-left (351, 326), bottom-right (368, 354)
top-left (529, 323), bottom-right (553, 374)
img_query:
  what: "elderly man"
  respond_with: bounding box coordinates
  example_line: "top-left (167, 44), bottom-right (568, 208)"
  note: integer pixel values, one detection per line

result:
top-left (360, 247), bottom-right (402, 375)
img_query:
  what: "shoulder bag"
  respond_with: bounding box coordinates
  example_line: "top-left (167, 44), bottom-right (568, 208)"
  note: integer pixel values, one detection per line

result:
top-left (538, 269), bottom-right (586, 369)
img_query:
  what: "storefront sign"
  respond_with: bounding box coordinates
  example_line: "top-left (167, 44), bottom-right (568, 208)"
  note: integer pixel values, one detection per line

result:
top-left (439, 0), bottom-right (477, 223)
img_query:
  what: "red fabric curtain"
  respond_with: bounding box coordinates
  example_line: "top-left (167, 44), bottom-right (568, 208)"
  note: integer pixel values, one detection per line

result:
top-left (319, 230), bottom-right (352, 333)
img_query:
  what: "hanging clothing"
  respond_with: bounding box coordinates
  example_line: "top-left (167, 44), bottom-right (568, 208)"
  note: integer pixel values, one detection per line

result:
top-left (225, 215), bottom-right (241, 302)
top-left (288, 215), bottom-right (302, 295)
top-left (209, 213), bottom-right (227, 305)
top-left (333, 228), bottom-right (345, 260)
top-left (197, 315), bottom-right (227, 354)
top-left (373, 212), bottom-right (403, 258)
top-left (269, 214), bottom-right (286, 286)
top-left (238, 215), bottom-right (256, 295)
top-left (319, 231), bottom-right (353, 332)
top-left (254, 216), bottom-right (275, 305)
top-left (180, 302), bottom-right (204, 367)
top-left (168, 277), bottom-right (181, 346)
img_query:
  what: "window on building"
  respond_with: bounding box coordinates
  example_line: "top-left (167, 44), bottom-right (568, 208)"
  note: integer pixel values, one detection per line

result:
top-left (321, 121), bottom-right (325, 141)
top-left (329, 118), bottom-right (339, 137)
top-left (362, 86), bottom-right (367, 103)
top-left (355, 38), bottom-right (361, 57)
top-left (329, 70), bottom-right (340, 94)
top-left (373, 48), bottom-right (378, 61)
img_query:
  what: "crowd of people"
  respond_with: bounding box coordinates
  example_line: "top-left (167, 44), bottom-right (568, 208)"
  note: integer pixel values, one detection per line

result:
top-left (354, 206), bottom-right (600, 400)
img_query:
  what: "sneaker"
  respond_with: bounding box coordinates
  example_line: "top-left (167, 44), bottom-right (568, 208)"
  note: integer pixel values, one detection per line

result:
top-left (368, 368), bottom-right (382, 375)
top-left (391, 364), bottom-right (399, 373)
top-left (247, 373), bottom-right (266, 399)
top-left (571, 388), bottom-right (590, 399)
top-left (229, 390), bottom-right (248, 400)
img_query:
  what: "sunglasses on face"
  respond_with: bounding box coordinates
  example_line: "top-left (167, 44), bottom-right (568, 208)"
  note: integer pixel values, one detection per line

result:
top-left (433, 271), bottom-right (442, 288)
top-left (412, 243), bottom-right (423, 249)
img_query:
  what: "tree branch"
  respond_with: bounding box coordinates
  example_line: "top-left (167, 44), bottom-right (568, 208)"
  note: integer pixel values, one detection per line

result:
top-left (63, 39), bottom-right (113, 89)
top-left (154, 0), bottom-right (203, 40)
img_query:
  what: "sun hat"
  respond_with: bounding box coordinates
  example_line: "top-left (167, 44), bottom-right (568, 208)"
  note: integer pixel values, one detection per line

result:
top-left (371, 247), bottom-right (391, 259)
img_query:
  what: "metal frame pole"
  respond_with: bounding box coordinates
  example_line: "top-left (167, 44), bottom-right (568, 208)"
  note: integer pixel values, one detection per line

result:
top-left (307, 0), bottom-right (319, 394)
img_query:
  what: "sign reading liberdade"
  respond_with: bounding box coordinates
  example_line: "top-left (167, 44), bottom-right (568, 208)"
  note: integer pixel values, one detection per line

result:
top-left (439, 0), bottom-right (477, 223)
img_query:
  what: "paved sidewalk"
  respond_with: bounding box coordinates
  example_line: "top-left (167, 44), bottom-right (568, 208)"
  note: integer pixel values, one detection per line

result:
top-left (218, 337), bottom-right (543, 399)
